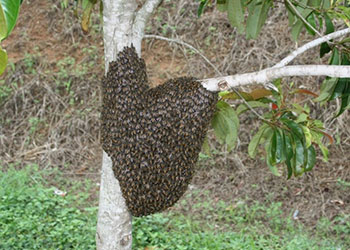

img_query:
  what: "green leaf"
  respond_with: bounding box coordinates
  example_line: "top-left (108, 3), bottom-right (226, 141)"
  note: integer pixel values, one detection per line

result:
top-left (246, 0), bottom-right (272, 39)
top-left (295, 113), bottom-right (308, 123)
top-left (314, 77), bottom-right (338, 102)
top-left (289, 1), bottom-right (314, 41)
top-left (0, 46), bottom-right (7, 74)
top-left (82, 0), bottom-right (90, 9)
top-left (320, 42), bottom-right (331, 58)
top-left (227, 0), bottom-right (244, 33)
top-left (211, 101), bottom-right (239, 152)
top-left (330, 77), bottom-right (346, 100)
top-left (304, 13), bottom-right (316, 36)
top-left (335, 78), bottom-right (350, 117)
top-left (280, 118), bottom-right (304, 141)
top-left (329, 48), bottom-right (340, 65)
top-left (236, 101), bottom-right (269, 115)
top-left (342, 53), bottom-right (350, 65)
top-left (301, 125), bottom-right (312, 148)
top-left (293, 135), bottom-right (305, 176)
top-left (266, 157), bottom-right (281, 176)
top-left (286, 2), bottom-right (295, 26)
top-left (321, 0), bottom-right (331, 9)
top-left (319, 143), bottom-right (329, 161)
top-left (291, 19), bottom-right (303, 41)
top-left (0, 0), bottom-right (21, 40)
top-left (0, 4), bottom-right (6, 40)
top-left (216, 0), bottom-right (228, 12)
top-left (274, 128), bottom-right (284, 164)
top-left (310, 130), bottom-right (328, 161)
top-left (308, 0), bottom-right (321, 7)
top-left (198, 0), bottom-right (209, 17)
top-left (284, 132), bottom-right (294, 179)
top-left (266, 129), bottom-right (281, 176)
top-left (248, 123), bottom-right (269, 158)
top-left (269, 129), bottom-right (277, 165)
top-left (324, 13), bottom-right (334, 34)
top-left (304, 145), bottom-right (316, 171)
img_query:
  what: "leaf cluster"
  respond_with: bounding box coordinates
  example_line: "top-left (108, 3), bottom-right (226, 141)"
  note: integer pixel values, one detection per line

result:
top-left (197, 0), bottom-right (350, 40)
top-left (209, 80), bottom-right (332, 178)
top-left (0, 0), bottom-right (22, 74)
top-left (317, 46), bottom-right (350, 117)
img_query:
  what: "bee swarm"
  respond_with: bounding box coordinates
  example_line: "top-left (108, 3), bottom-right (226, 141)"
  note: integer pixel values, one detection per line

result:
top-left (101, 45), bottom-right (218, 216)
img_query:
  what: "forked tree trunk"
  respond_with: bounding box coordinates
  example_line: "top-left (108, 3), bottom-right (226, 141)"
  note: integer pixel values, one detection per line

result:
top-left (96, 1), bottom-right (162, 249)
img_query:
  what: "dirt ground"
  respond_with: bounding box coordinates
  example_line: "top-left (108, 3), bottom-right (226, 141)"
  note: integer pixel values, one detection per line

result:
top-left (1, 0), bottom-right (350, 230)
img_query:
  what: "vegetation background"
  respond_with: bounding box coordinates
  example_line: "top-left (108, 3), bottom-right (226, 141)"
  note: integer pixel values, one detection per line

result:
top-left (0, 0), bottom-right (349, 249)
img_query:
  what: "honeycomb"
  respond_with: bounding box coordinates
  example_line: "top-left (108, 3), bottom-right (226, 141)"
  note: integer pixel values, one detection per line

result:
top-left (101, 45), bottom-right (218, 216)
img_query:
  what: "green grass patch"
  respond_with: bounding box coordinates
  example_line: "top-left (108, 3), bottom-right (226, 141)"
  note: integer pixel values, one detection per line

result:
top-left (0, 166), bottom-right (348, 249)
top-left (0, 165), bottom-right (97, 249)
top-left (132, 198), bottom-right (348, 250)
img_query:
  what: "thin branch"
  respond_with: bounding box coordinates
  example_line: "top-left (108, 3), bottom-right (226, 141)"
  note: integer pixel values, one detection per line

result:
top-left (144, 35), bottom-right (267, 120)
top-left (133, 0), bottom-right (163, 45)
top-left (137, 0), bottom-right (162, 20)
top-left (201, 65), bottom-right (350, 92)
top-left (144, 34), bottom-right (222, 75)
top-left (290, 0), bottom-right (318, 12)
top-left (285, 0), bottom-right (321, 37)
top-left (274, 28), bottom-right (350, 68)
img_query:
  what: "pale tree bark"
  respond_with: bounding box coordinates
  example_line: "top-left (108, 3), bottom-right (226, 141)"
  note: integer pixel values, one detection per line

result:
top-left (274, 28), bottom-right (350, 68)
top-left (201, 65), bottom-right (350, 92)
top-left (97, 0), bottom-right (162, 250)
top-left (201, 28), bottom-right (350, 92)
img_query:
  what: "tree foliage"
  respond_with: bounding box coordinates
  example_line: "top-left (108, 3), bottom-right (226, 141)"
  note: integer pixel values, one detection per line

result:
top-left (197, 0), bottom-right (350, 177)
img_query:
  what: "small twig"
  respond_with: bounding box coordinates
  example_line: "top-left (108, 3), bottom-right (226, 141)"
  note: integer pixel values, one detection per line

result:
top-left (144, 34), bottom-right (221, 75)
top-left (285, 0), bottom-right (321, 37)
top-left (290, 0), bottom-right (318, 12)
top-left (274, 28), bottom-right (350, 68)
top-left (144, 34), bottom-right (268, 120)
top-left (229, 88), bottom-right (270, 122)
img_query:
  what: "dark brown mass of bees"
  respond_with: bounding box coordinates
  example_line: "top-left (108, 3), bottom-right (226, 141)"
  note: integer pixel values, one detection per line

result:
top-left (101, 45), bottom-right (218, 216)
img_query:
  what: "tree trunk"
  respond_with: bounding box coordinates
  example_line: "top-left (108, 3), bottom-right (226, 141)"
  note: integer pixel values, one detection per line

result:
top-left (96, 1), bottom-right (161, 249)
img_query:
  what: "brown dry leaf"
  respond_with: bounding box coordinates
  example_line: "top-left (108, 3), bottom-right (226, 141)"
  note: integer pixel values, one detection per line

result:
top-left (250, 88), bottom-right (272, 100)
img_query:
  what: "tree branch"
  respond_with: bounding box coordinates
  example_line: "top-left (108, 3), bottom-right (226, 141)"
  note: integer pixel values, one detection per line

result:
top-left (144, 34), bottom-right (222, 75)
top-left (201, 65), bottom-right (350, 92)
top-left (133, 0), bottom-right (163, 52)
top-left (274, 28), bottom-right (350, 68)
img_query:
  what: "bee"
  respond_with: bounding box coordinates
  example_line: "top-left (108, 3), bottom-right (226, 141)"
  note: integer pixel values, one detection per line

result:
top-left (100, 45), bottom-right (218, 217)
